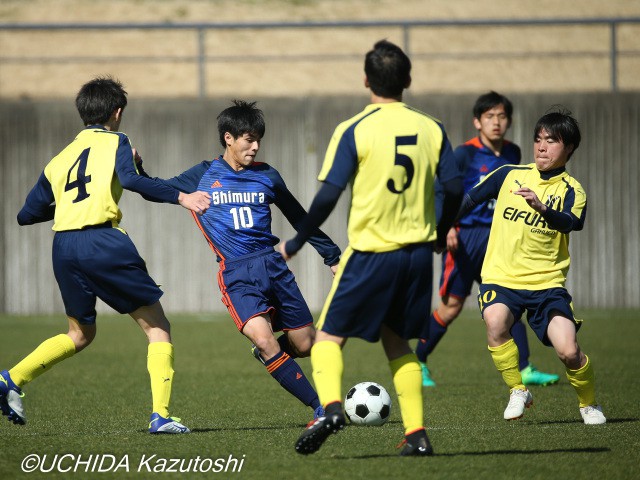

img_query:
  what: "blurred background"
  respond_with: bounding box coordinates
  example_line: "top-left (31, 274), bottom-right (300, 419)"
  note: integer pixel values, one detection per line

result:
top-left (1, 0), bottom-right (639, 315)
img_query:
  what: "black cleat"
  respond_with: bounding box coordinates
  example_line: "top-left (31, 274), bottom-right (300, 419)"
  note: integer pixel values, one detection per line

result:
top-left (295, 409), bottom-right (346, 455)
top-left (398, 429), bottom-right (434, 456)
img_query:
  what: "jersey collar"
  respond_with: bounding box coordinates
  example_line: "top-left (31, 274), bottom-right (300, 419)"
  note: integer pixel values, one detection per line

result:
top-left (538, 166), bottom-right (566, 180)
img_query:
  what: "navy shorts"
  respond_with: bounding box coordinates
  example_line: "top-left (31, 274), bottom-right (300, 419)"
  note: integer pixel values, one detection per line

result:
top-left (477, 283), bottom-right (580, 346)
top-left (317, 243), bottom-right (433, 342)
top-left (439, 224), bottom-right (490, 298)
top-left (52, 226), bottom-right (163, 324)
top-left (218, 248), bottom-right (313, 332)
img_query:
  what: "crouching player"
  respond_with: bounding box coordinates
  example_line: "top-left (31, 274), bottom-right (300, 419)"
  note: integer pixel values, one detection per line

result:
top-left (459, 109), bottom-right (605, 424)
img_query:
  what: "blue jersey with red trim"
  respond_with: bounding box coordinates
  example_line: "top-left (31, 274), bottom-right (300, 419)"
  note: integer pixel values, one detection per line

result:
top-left (452, 137), bottom-right (521, 226)
top-left (148, 156), bottom-right (340, 264)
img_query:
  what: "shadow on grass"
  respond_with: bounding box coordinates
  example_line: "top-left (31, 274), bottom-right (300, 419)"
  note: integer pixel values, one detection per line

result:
top-left (329, 446), bottom-right (611, 460)
top-left (434, 446), bottom-right (611, 457)
top-left (536, 417), bottom-right (638, 425)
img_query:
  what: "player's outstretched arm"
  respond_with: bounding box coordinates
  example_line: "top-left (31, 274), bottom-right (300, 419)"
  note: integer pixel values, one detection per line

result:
top-left (17, 172), bottom-right (56, 225)
top-left (280, 182), bottom-right (342, 261)
top-left (177, 191), bottom-right (211, 215)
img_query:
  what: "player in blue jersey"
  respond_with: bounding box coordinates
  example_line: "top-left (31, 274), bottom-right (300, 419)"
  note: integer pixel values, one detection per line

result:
top-left (140, 100), bottom-right (340, 422)
top-left (416, 91), bottom-right (560, 388)
top-left (280, 40), bottom-right (463, 456)
top-left (0, 77), bottom-right (211, 433)
top-left (460, 109), bottom-right (605, 424)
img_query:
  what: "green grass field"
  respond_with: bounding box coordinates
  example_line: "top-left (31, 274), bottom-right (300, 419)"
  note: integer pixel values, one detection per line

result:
top-left (1, 309), bottom-right (638, 479)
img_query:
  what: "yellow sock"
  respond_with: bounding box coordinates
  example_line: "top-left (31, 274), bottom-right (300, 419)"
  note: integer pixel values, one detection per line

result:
top-left (488, 339), bottom-right (525, 390)
top-left (311, 340), bottom-right (343, 407)
top-left (389, 353), bottom-right (423, 435)
top-left (10, 334), bottom-right (76, 387)
top-left (566, 355), bottom-right (596, 408)
top-left (147, 342), bottom-right (174, 418)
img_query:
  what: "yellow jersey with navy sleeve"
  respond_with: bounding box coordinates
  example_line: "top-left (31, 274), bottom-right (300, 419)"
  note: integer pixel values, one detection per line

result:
top-left (467, 163), bottom-right (587, 290)
top-left (18, 126), bottom-right (180, 231)
top-left (44, 128), bottom-right (125, 231)
top-left (318, 102), bottom-right (460, 252)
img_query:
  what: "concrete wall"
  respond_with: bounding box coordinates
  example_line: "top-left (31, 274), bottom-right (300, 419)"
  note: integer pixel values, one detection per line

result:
top-left (1, 93), bottom-right (638, 315)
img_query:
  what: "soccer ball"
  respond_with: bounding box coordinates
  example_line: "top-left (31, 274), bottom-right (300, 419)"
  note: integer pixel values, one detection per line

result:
top-left (344, 381), bottom-right (392, 426)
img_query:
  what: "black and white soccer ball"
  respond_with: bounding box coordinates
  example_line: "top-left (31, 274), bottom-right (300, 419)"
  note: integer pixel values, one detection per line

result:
top-left (344, 381), bottom-right (392, 426)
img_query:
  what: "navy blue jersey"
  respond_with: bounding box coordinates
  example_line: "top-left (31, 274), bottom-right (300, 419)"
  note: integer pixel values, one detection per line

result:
top-left (152, 156), bottom-right (340, 264)
top-left (436, 137), bottom-right (520, 226)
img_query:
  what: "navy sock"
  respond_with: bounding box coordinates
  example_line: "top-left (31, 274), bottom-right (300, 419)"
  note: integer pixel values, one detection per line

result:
top-left (415, 337), bottom-right (429, 363)
top-left (265, 351), bottom-right (320, 409)
top-left (511, 320), bottom-right (530, 371)
top-left (416, 313), bottom-right (448, 362)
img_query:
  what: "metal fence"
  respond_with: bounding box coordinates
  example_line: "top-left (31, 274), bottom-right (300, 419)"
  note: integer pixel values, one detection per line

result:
top-left (2, 17), bottom-right (640, 97)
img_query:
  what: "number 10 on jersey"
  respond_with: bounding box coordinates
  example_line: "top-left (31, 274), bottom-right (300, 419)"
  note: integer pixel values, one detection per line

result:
top-left (230, 207), bottom-right (254, 229)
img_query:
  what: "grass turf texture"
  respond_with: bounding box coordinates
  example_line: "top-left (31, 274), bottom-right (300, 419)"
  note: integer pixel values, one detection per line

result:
top-left (0, 310), bottom-right (638, 479)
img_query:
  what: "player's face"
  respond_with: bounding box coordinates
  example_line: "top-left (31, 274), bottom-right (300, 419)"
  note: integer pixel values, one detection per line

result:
top-left (474, 105), bottom-right (510, 145)
top-left (533, 129), bottom-right (573, 171)
top-left (225, 132), bottom-right (261, 170)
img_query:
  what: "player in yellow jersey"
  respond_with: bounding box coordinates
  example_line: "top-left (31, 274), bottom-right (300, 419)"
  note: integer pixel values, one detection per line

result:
top-left (0, 77), bottom-right (211, 433)
top-left (280, 40), bottom-right (463, 455)
top-left (458, 109), bottom-right (605, 425)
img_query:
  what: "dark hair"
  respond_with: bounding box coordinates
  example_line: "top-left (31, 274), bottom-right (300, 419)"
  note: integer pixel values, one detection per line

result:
top-left (473, 91), bottom-right (513, 121)
top-left (364, 40), bottom-right (411, 98)
top-left (75, 76), bottom-right (127, 126)
top-left (534, 107), bottom-right (581, 159)
top-left (217, 100), bottom-right (266, 148)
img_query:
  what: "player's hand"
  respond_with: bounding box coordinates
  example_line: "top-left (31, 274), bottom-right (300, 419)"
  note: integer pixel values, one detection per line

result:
top-left (178, 191), bottom-right (211, 215)
top-left (329, 264), bottom-right (339, 277)
top-left (446, 227), bottom-right (459, 253)
top-left (132, 147), bottom-right (143, 165)
top-left (278, 241), bottom-right (294, 261)
top-left (514, 187), bottom-right (547, 213)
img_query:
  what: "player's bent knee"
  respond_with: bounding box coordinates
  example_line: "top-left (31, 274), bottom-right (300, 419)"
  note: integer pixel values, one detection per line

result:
top-left (290, 338), bottom-right (313, 357)
top-left (252, 335), bottom-right (280, 356)
top-left (438, 296), bottom-right (465, 324)
top-left (556, 347), bottom-right (582, 369)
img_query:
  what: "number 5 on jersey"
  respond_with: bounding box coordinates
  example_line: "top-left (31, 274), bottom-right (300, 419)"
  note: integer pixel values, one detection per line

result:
top-left (387, 135), bottom-right (417, 194)
top-left (65, 147), bottom-right (92, 203)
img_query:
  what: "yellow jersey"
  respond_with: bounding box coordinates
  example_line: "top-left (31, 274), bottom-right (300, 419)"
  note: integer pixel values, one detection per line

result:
top-left (318, 102), bottom-right (459, 252)
top-left (469, 163), bottom-right (587, 289)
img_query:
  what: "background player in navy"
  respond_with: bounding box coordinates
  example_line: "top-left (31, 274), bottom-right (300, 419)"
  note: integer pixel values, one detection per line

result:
top-left (142, 100), bottom-right (340, 421)
top-left (281, 40), bottom-right (463, 456)
top-left (416, 92), bottom-right (560, 387)
top-left (0, 76), bottom-right (211, 433)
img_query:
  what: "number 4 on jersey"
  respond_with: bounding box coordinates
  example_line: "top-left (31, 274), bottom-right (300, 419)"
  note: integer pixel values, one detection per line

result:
top-left (65, 147), bottom-right (92, 203)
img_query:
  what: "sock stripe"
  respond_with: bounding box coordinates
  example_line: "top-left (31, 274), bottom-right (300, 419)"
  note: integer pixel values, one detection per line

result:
top-left (433, 310), bottom-right (448, 328)
top-left (265, 352), bottom-right (291, 374)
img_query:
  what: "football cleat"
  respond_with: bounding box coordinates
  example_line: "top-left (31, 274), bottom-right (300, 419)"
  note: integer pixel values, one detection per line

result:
top-left (520, 364), bottom-right (560, 386)
top-left (295, 409), bottom-right (346, 455)
top-left (0, 370), bottom-right (26, 425)
top-left (398, 429), bottom-right (434, 456)
top-left (251, 344), bottom-right (266, 365)
top-left (419, 362), bottom-right (436, 387)
top-left (503, 388), bottom-right (533, 420)
top-left (148, 412), bottom-right (190, 434)
top-left (580, 405), bottom-right (606, 425)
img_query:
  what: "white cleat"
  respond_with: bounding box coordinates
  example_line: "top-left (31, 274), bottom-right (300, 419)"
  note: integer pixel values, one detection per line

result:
top-left (503, 388), bottom-right (533, 420)
top-left (580, 405), bottom-right (606, 425)
top-left (0, 370), bottom-right (26, 425)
